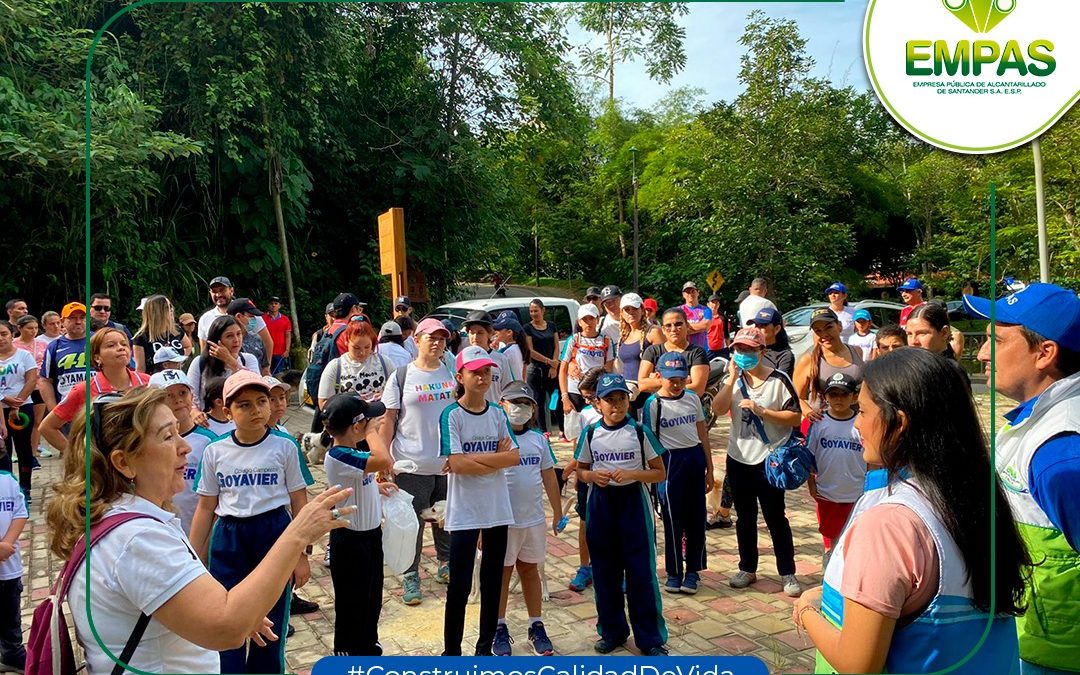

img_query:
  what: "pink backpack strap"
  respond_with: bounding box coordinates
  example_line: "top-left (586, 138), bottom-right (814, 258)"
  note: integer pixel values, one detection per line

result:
top-left (56, 513), bottom-right (156, 600)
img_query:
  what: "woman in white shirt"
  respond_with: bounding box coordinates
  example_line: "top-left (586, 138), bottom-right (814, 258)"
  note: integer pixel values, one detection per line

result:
top-left (186, 316), bottom-right (259, 409)
top-left (45, 386), bottom-right (353, 674)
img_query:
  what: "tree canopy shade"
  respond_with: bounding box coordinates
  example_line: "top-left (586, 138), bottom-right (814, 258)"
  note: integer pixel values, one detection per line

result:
top-left (2, 3), bottom-right (1076, 328)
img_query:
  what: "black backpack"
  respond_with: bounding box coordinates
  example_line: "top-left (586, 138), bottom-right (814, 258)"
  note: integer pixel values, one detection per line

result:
top-left (304, 325), bottom-right (347, 405)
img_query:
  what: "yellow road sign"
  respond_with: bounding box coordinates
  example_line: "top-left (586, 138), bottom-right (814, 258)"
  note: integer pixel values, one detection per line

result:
top-left (706, 269), bottom-right (725, 292)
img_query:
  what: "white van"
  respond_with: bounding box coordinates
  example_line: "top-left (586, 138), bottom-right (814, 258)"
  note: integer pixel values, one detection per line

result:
top-left (429, 297), bottom-right (580, 337)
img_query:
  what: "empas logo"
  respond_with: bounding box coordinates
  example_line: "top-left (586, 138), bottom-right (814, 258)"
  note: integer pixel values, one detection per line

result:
top-left (944, 0), bottom-right (1014, 33)
top-left (864, 0), bottom-right (1079, 153)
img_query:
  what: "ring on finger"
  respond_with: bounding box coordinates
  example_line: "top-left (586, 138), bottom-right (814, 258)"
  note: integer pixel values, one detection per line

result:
top-left (331, 508), bottom-right (342, 520)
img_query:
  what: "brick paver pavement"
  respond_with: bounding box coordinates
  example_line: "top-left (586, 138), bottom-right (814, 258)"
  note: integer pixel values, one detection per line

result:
top-left (16, 393), bottom-right (1006, 674)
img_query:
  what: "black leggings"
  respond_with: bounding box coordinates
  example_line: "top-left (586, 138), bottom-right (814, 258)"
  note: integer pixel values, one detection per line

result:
top-left (526, 364), bottom-right (561, 433)
top-left (444, 525), bottom-right (508, 656)
top-left (726, 455), bottom-right (795, 576)
top-left (329, 527), bottom-right (383, 655)
top-left (0, 405), bottom-right (33, 495)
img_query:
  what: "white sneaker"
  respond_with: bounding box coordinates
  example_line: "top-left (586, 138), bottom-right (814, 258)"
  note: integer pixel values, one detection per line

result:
top-left (729, 571), bottom-right (757, 589)
top-left (38, 446), bottom-right (54, 458)
top-left (782, 574), bottom-right (803, 597)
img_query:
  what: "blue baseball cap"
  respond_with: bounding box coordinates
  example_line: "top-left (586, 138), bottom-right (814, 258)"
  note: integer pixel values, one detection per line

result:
top-left (898, 278), bottom-right (924, 292)
top-left (852, 309), bottom-right (872, 322)
top-left (595, 373), bottom-right (632, 399)
top-left (657, 352), bottom-right (689, 379)
top-left (825, 282), bottom-right (847, 296)
top-left (963, 283), bottom-right (1080, 352)
top-left (748, 306), bottom-right (782, 326)
top-left (492, 314), bottom-right (521, 332)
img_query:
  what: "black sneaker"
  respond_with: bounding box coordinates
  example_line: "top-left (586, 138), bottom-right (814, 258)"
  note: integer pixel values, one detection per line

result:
top-left (0, 653), bottom-right (26, 673)
top-left (287, 624), bottom-right (295, 638)
top-left (594, 636), bottom-right (626, 654)
top-left (643, 646), bottom-right (669, 656)
top-left (291, 593), bottom-right (319, 614)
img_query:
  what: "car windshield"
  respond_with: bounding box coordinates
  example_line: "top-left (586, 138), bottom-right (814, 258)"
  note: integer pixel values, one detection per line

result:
top-left (430, 307), bottom-right (471, 330)
top-left (782, 306), bottom-right (819, 327)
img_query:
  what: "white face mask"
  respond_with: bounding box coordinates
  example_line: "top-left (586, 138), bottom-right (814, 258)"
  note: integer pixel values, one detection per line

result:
top-left (506, 403), bottom-right (534, 426)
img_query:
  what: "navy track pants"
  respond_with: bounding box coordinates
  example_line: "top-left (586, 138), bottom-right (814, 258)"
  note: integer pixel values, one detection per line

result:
top-left (659, 444), bottom-right (707, 577)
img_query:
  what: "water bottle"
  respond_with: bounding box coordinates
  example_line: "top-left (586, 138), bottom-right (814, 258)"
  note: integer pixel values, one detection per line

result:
top-left (556, 514), bottom-right (570, 534)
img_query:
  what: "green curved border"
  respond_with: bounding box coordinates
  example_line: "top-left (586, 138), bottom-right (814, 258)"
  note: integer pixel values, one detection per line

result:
top-left (863, 0), bottom-right (1080, 154)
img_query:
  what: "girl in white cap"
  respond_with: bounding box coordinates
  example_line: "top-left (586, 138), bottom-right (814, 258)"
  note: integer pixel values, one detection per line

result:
top-left (559, 304), bottom-right (615, 416)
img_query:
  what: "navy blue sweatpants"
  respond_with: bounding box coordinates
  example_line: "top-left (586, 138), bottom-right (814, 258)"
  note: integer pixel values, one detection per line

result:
top-left (584, 482), bottom-right (667, 651)
top-left (659, 444), bottom-right (707, 577)
top-left (209, 506), bottom-right (292, 674)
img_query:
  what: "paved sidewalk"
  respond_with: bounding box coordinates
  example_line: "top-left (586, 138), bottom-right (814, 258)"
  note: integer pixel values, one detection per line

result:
top-left (17, 392), bottom-right (1005, 674)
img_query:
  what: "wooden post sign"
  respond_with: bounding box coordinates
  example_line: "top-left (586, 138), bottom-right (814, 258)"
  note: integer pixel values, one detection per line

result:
top-left (378, 208), bottom-right (408, 304)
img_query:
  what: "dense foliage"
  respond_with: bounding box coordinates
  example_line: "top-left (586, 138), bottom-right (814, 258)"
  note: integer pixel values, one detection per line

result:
top-left (2, 2), bottom-right (1076, 332)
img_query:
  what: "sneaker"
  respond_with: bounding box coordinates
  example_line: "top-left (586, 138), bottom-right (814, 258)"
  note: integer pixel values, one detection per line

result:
top-left (528, 621), bottom-right (554, 656)
top-left (663, 576), bottom-right (682, 593)
top-left (593, 636), bottom-right (626, 654)
top-left (30, 457), bottom-right (40, 470)
top-left (322, 546), bottom-right (331, 568)
top-left (492, 623), bottom-right (513, 656)
top-left (286, 624), bottom-right (295, 638)
top-left (643, 646), bottom-right (670, 656)
top-left (729, 571), bottom-right (757, 589)
top-left (782, 574), bottom-right (803, 597)
top-left (706, 515), bottom-right (733, 530)
top-left (402, 571), bottom-right (422, 605)
top-left (680, 572), bottom-right (700, 594)
top-left (38, 447), bottom-right (54, 458)
top-left (0, 655), bottom-right (25, 673)
top-left (568, 565), bottom-right (592, 592)
top-left (290, 593), bottom-right (319, 614)
top-left (434, 564), bottom-right (450, 584)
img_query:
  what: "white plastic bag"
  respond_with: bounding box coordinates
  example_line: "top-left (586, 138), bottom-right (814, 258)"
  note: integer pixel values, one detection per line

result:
top-left (563, 408), bottom-right (582, 442)
top-left (382, 489), bottom-right (419, 575)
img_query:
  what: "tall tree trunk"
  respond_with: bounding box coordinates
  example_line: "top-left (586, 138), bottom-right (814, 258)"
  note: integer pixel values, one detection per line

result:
top-left (262, 103), bottom-right (302, 345)
top-left (606, 9), bottom-right (615, 105)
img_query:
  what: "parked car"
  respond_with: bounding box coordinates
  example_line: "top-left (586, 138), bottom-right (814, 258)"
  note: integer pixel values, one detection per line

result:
top-left (784, 300), bottom-right (905, 360)
top-left (429, 296), bottom-right (581, 338)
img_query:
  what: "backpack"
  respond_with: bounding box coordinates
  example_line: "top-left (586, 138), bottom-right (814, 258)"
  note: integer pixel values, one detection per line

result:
top-left (736, 375), bottom-right (816, 490)
top-left (585, 419), bottom-right (661, 516)
top-left (27, 513), bottom-right (155, 675)
top-left (304, 325), bottom-right (347, 405)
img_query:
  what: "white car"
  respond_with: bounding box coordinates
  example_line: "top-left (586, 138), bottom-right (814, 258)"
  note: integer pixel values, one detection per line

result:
top-left (783, 300), bottom-right (904, 359)
top-left (430, 296), bottom-right (581, 337)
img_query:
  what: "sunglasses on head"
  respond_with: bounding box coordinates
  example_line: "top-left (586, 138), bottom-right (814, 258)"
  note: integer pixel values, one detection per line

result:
top-left (90, 392), bottom-right (126, 451)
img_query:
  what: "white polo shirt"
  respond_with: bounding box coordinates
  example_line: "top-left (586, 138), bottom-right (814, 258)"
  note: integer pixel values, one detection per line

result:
top-left (641, 391), bottom-right (704, 450)
top-left (574, 418), bottom-right (664, 486)
top-left (505, 429), bottom-right (557, 528)
top-left (439, 402), bottom-right (517, 531)
top-left (194, 429), bottom-right (313, 518)
top-left (0, 473), bottom-right (27, 581)
top-left (69, 495), bottom-right (220, 674)
top-left (807, 412), bottom-right (866, 503)
top-left (324, 445), bottom-right (382, 532)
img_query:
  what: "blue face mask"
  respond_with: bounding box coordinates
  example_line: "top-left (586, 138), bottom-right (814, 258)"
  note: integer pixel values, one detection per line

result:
top-left (247, 318), bottom-right (258, 332)
top-left (733, 352), bottom-right (760, 371)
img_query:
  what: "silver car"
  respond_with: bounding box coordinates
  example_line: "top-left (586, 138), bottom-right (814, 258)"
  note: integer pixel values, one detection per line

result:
top-left (783, 300), bottom-right (905, 359)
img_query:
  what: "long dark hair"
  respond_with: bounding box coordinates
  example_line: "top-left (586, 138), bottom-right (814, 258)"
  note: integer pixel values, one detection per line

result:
top-left (908, 301), bottom-right (955, 360)
top-left (861, 348), bottom-right (1029, 614)
top-left (202, 315), bottom-right (242, 384)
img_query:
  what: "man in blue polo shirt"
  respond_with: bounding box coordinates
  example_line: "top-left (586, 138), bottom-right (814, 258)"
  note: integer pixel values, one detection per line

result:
top-left (39, 302), bottom-right (89, 409)
top-left (967, 283), bottom-right (1080, 675)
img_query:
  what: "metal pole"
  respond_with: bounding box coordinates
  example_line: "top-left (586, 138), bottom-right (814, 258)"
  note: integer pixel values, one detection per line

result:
top-left (1032, 139), bottom-right (1049, 282)
top-left (631, 147), bottom-right (640, 292)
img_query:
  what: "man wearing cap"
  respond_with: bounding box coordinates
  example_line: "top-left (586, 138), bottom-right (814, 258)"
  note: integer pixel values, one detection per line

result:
top-left (197, 276), bottom-right (274, 360)
top-left (738, 278), bottom-right (777, 327)
top-left (598, 286), bottom-right (623, 344)
top-left (680, 282), bottom-right (713, 352)
top-left (824, 283), bottom-right (854, 340)
top-left (967, 283), bottom-right (1080, 674)
top-left (748, 307), bottom-right (794, 377)
top-left (393, 296), bottom-right (413, 319)
top-left (584, 287), bottom-right (603, 317)
top-left (378, 321), bottom-right (414, 368)
top-left (265, 296), bottom-right (292, 375)
top-left (4, 299), bottom-right (27, 325)
top-left (227, 298), bottom-right (271, 375)
top-left (897, 278), bottom-right (926, 329)
top-left (39, 302), bottom-right (89, 410)
top-left (326, 293), bottom-right (366, 357)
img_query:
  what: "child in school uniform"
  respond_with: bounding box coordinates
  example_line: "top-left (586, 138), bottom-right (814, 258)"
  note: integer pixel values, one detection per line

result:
top-left (845, 309), bottom-right (877, 362)
top-left (806, 372), bottom-right (866, 568)
top-left (202, 376), bottom-right (235, 437)
top-left (439, 345), bottom-right (520, 656)
top-left (320, 392), bottom-right (395, 655)
top-left (493, 381), bottom-right (561, 656)
top-left (148, 369), bottom-right (216, 536)
top-left (563, 366), bottom-right (604, 592)
top-left (0, 470), bottom-right (27, 673)
top-left (575, 372), bottom-right (669, 656)
top-left (189, 370), bottom-right (315, 674)
top-left (642, 352), bottom-right (715, 594)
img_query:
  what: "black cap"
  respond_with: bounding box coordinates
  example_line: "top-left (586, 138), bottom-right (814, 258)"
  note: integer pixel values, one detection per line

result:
top-left (823, 372), bottom-right (858, 394)
top-left (735, 290), bottom-right (750, 303)
top-left (226, 298), bottom-right (263, 316)
top-left (707, 294), bottom-right (721, 303)
top-left (321, 392), bottom-right (386, 430)
top-left (810, 307), bottom-right (839, 325)
top-left (584, 287), bottom-right (602, 300)
top-left (332, 293), bottom-right (362, 314)
top-left (268, 296), bottom-right (281, 303)
top-left (395, 296), bottom-right (411, 308)
top-left (209, 276), bottom-right (232, 288)
top-left (499, 380), bottom-right (536, 404)
top-left (324, 302), bottom-right (335, 314)
top-left (600, 285), bottom-right (622, 302)
top-left (463, 310), bottom-right (493, 327)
